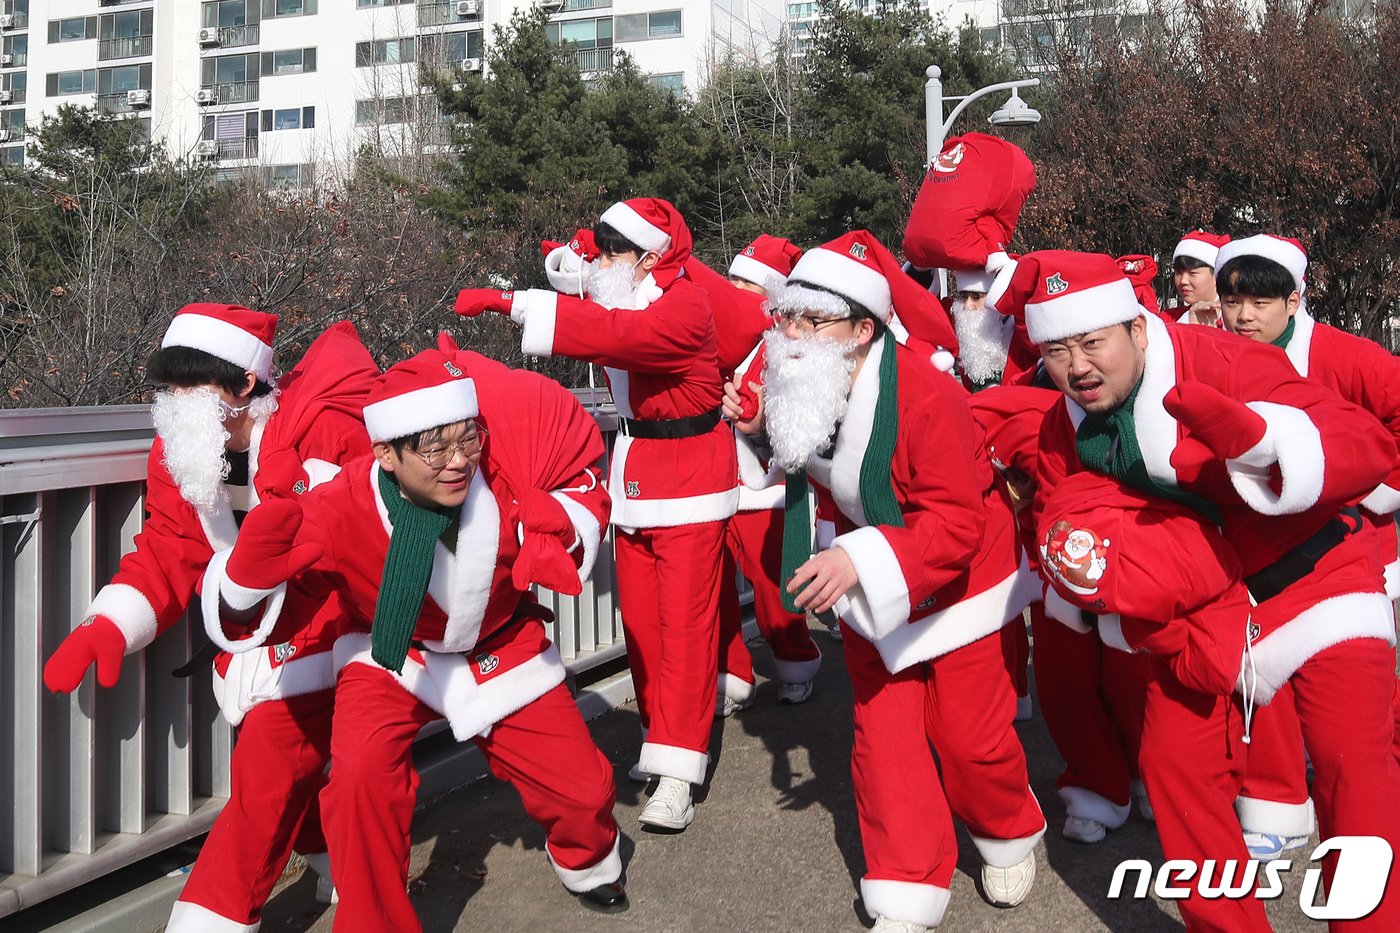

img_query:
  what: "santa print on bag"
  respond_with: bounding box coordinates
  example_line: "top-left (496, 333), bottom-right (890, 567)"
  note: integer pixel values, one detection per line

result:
top-left (1040, 521), bottom-right (1111, 596)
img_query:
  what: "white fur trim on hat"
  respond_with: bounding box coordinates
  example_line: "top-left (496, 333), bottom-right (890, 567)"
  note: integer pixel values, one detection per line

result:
top-left (789, 247), bottom-right (892, 321)
top-left (771, 283), bottom-right (852, 321)
top-left (1026, 278), bottom-right (1142, 345)
top-left (600, 202), bottom-right (671, 254)
top-left (729, 253), bottom-right (787, 289)
top-left (1216, 235), bottom-right (1307, 294)
top-left (363, 379), bottom-right (479, 443)
top-left (1173, 238), bottom-right (1221, 269)
top-left (984, 260), bottom-right (1020, 315)
top-left (952, 268), bottom-right (994, 294)
top-left (162, 313), bottom-right (275, 382)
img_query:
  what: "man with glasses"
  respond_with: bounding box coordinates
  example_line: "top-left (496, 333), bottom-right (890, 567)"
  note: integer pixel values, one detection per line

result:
top-left (201, 343), bottom-right (625, 932)
top-left (43, 304), bottom-right (379, 932)
top-left (725, 230), bottom-right (1045, 932)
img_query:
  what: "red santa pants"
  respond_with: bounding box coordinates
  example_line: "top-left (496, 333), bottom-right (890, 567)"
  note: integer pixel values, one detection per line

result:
top-left (717, 507), bottom-right (821, 697)
top-left (173, 689), bottom-right (333, 929)
top-left (321, 664), bottom-right (620, 933)
top-left (1139, 659), bottom-right (1269, 933)
top-left (1284, 638), bottom-right (1400, 931)
top-left (615, 520), bottom-right (725, 784)
top-left (1235, 683), bottom-right (1313, 838)
top-left (846, 627), bottom-right (1045, 927)
top-left (1030, 604), bottom-right (1149, 824)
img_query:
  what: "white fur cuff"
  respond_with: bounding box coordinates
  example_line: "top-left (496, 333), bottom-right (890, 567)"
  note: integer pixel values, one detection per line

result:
top-left (549, 833), bottom-right (622, 892)
top-left (1234, 795), bottom-right (1315, 837)
top-left (1362, 483), bottom-right (1400, 516)
top-left (201, 548), bottom-right (287, 655)
top-left (88, 583), bottom-right (159, 653)
top-left (639, 741), bottom-right (709, 785)
top-left (166, 901), bottom-right (259, 933)
top-left (519, 289), bottom-right (559, 356)
top-left (860, 878), bottom-right (951, 929)
top-left (831, 527), bottom-right (910, 641)
top-left (1227, 402), bottom-right (1323, 516)
top-left (1097, 614), bottom-right (1133, 653)
top-left (1059, 785), bottom-right (1131, 829)
top-left (969, 822), bottom-right (1047, 868)
top-left (1043, 585), bottom-right (1093, 633)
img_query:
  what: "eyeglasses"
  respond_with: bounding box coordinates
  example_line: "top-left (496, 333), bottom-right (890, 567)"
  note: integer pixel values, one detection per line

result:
top-left (776, 310), bottom-right (853, 333)
top-left (410, 427), bottom-right (487, 471)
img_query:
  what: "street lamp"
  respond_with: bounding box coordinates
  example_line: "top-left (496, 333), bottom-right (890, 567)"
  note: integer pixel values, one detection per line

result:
top-left (924, 65), bottom-right (1041, 166)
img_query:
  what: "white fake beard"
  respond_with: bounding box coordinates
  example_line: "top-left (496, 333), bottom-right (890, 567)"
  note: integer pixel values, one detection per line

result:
top-left (586, 259), bottom-right (640, 310)
top-left (952, 300), bottom-right (1015, 385)
top-left (763, 328), bottom-right (856, 473)
top-left (152, 388), bottom-right (231, 511)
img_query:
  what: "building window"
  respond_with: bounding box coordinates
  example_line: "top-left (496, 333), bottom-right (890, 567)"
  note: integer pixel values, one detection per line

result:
top-left (356, 96), bottom-right (416, 125)
top-left (262, 0), bottom-right (317, 16)
top-left (202, 53), bottom-right (260, 103)
top-left (2, 107), bottom-right (23, 134)
top-left (47, 69), bottom-right (98, 96)
top-left (262, 47), bottom-right (316, 75)
top-left (1, 145), bottom-right (22, 166)
top-left (420, 30), bottom-right (483, 64)
top-left (614, 10), bottom-right (681, 42)
top-left (99, 10), bottom-right (155, 60)
top-left (786, 2), bottom-right (817, 18)
top-left (356, 0), bottom-right (411, 7)
top-left (546, 17), bottom-right (612, 50)
top-left (261, 105), bottom-right (314, 130)
top-left (2, 34), bottom-right (27, 67)
top-left (561, 0), bottom-right (611, 10)
top-left (204, 0), bottom-right (257, 28)
top-left (355, 38), bottom-right (415, 66)
top-left (97, 63), bottom-right (151, 112)
top-left (2, 71), bottom-right (26, 105)
top-left (48, 17), bottom-right (98, 43)
top-left (266, 163), bottom-right (311, 188)
top-left (202, 110), bottom-right (260, 159)
top-left (647, 72), bottom-right (684, 94)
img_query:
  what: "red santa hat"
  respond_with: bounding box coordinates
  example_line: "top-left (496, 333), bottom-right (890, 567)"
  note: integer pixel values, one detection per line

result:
top-left (1038, 471), bottom-right (1249, 696)
top-left (161, 303), bottom-right (277, 382)
top-left (363, 348), bottom-right (479, 443)
top-left (1172, 230), bottom-right (1232, 269)
top-left (1215, 234), bottom-right (1308, 295)
top-left (729, 234), bottom-right (803, 289)
top-left (1115, 254), bottom-right (1161, 313)
top-left (597, 197), bottom-right (693, 288)
top-left (991, 251), bottom-right (1141, 345)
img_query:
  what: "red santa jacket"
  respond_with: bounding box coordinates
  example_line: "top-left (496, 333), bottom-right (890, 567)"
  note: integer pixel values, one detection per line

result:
top-left (1035, 312), bottom-right (1396, 702)
top-left (89, 322), bottom-right (378, 724)
top-left (511, 276), bottom-right (738, 530)
top-left (809, 336), bottom-right (1038, 673)
top-left (206, 363), bottom-right (611, 740)
top-left (1277, 307), bottom-right (1400, 593)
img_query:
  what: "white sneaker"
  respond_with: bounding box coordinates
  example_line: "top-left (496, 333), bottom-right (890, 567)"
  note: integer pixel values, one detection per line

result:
top-left (981, 852), bottom-right (1036, 907)
top-left (627, 761), bottom-right (651, 783)
top-left (871, 915), bottom-right (932, 933)
top-left (1015, 695), bottom-right (1033, 722)
top-left (1244, 831), bottom-right (1311, 861)
top-left (301, 851), bottom-right (339, 905)
top-left (639, 776), bottom-right (694, 831)
top-left (1062, 816), bottom-right (1107, 843)
top-left (1134, 790), bottom-right (1155, 822)
top-left (715, 693), bottom-right (755, 718)
top-left (778, 680), bottom-right (814, 705)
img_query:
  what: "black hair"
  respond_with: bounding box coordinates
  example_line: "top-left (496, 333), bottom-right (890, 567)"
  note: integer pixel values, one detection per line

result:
top-left (147, 345), bottom-right (272, 397)
top-left (592, 221), bottom-right (643, 258)
top-left (387, 420), bottom-right (478, 456)
top-left (1172, 254), bottom-right (1212, 273)
top-left (786, 278), bottom-right (888, 337)
top-left (1215, 255), bottom-right (1297, 301)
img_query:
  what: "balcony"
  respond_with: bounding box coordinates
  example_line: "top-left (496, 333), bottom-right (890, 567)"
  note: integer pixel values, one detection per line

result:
top-left (1, 87), bottom-right (23, 104)
top-left (561, 0), bottom-right (611, 10)
top-left (0, 12), bottom-right (28, 29)
top-left (99, 34), bottom-right (154, 61)
top-left (573, 46), bottom-right (612, 74)
top-left (216, 135), bottom-right (259, 160)
top-left (211, 23), bottom-right (259, 49)
top-left (205, 79), bottom-right (259, 104)
top-left (417, 1), bottom-right (477, 27)
top-left (97, 91), bottom-right (132, 113)
top-left (0, 52), bottom-right (25, 68)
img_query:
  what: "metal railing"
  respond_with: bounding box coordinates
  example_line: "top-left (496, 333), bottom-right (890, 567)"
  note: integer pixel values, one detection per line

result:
top-left (98, 35), bottom-right (154, 61)
top-left (206, 79), bottom-right (258, 104)
top-left (0, 392), bottom-right (646, 919)
top-left (574, 46), bottom-right (613, 74)
top-left (215, 24), bottom-right (260, 49)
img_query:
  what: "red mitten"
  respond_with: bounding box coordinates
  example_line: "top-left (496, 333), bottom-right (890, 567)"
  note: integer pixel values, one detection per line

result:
top-left (511, 490), bottom-right (581, 595)
top-left (44, 615), bottom-right (127, 692)
top-left (225, 499), bottom-right (322, 599)
top-left (734, 343), bottom-right (766, 422)
top-left (253, 447), bottom-right (311, 500)
top-left (454, 289), bottom-right (515, 319)
top-left (1163, 383), bottom-right (1268, 462)
top-left (516, 488), bottom-right (573, 539)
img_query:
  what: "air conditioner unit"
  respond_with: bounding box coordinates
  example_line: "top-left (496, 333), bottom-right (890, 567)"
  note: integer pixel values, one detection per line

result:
top-left (0, 14), bottom-right (15, 29)
top-left (198, 28), bottom-right (221, 47)
top-left (456, 0), bottom-right (480, 15)
top-left (0, 54), bottom-right (13, 66)
top-left (461, 57), bottom-right (483, 72)
top-left (0, 90), bottom-right (10, 103)
top-left (194, 139), bottom-right (219, 158)
top-left (126, 89), bottom-right (151, 107)
top-left (195, 88), bottom-right (218, 105)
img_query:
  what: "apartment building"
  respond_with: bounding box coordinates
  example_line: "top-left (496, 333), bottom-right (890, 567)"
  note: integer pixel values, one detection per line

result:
top-left (0, 0), bottom-right (788, 179)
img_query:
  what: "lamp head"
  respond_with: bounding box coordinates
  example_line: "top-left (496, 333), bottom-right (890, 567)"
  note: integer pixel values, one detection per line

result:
top-left (989, 91), bottom-right (1042, 127)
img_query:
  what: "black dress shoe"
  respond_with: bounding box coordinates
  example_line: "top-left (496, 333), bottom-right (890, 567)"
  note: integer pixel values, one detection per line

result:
top-left (577, 881), bottom-right (630, 914)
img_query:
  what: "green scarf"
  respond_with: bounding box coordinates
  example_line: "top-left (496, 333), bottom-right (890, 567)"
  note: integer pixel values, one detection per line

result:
top-left (1075, 380), bottom-right (1220, 524)
top-left (1270, 316), bottom-right (1297, 349)
top-left (371, 468), bottom-right (460, 673)
top-left (780, 337), bottom-right (905, 613)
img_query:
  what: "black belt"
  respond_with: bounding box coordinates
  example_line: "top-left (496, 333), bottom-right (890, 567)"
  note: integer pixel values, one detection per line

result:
top-left (1245, 506), bottom-right (1365, 604)
top-left (618, 406), bottom-right (722, 439)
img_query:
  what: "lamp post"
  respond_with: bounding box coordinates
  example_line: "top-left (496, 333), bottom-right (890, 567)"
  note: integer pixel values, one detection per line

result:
top-left (925, 65), bottom-right (1042, 166)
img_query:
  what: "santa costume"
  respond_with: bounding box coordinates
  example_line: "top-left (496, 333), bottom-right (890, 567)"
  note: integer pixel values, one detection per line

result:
top-left (1039, 471), bottom-right (1268, 933)
top-left (1171, 230), bottom-right (1231, 327)
top-left (202, 345), bottom-right (622, 932)
top-left (1026, 251), bottom-right (1400, 930)
top-left (43, 306), bottom-right (379, 932)
top-left (683, 235), bottom-right (823, 710)
top-left (755, 231), bottom-right (1045, 929)
top-left (457, 198), bottom-right (737, 828)
top-left (1214, 234), bottom-right (1400, 862)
